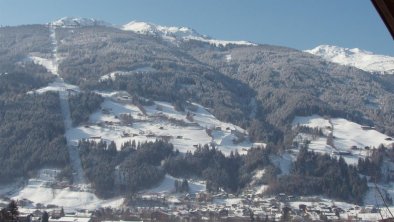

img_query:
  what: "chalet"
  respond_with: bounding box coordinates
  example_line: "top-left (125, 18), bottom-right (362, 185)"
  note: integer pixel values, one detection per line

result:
top-left (121, 132), bottom-right (131, 137)
top-left (17, 213), bottom-right (32, 222)
top-left (351, 145), bottom-right (359, 150)
top-left (89, 136), bottom-right (101, 139)
top-left (276, 193), bottom-right (287, 201)
top-left (361, 125), bottom-right (375, 130)
top-left (101, 108), bottom-right (110, 114)
top-left (149, 211), bottom-right (172, 221)
top-left (196, 192), bottom-right (212, 202)
top-left (49, 216), bottom-right (91, 222)
top-left (299, 204), bottom-right (307, 212)
top-left (332, 151), bottom-right (351, 156)
top-left (364, 205), bottom-right (379, 213)
top-left (66, 89), bottom-right (79, 96)
top-left (158, 135), bottom-right (172, 141)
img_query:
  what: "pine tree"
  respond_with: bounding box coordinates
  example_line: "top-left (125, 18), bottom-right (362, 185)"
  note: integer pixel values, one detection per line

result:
top-left (42, 211), bottom-right (49, 222)
top-left (7, 200), bottom-right (18, 219)
top-left (181, 179), bottom-right (189, 192)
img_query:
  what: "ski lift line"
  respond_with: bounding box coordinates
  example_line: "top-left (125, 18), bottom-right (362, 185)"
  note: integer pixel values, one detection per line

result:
top-left (374, 178), bottom-right (394, 218)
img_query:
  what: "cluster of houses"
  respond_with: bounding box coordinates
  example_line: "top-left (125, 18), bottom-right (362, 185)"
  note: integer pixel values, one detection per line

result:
top-left (4, 190), bottom-right (393, 222)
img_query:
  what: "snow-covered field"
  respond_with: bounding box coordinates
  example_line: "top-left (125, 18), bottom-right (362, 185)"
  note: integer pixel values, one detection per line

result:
top-left (67, 91), bottom-right (254, 155)
top-left (293, 115), bottom-right (393, 165)
top-left (0, 169), bottom-right (124, 211)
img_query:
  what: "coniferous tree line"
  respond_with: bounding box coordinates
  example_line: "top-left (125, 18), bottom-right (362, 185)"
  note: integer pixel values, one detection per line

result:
top-left (68, 92), bottom-right (104, 126)
top-left (0, 38), bottom-right (69, 183)
top-left (267, 146), bottom-right (368, 204)
top-left (0, 92), bottom-right (69, 182)
top-left (79, 139), bottom-right (278, 196)
top-left (79, 137), bottom-right (371, 204)
top-left (358, 144), bottom-right (394, 183)
top-left (174, 179), bottom-right (189, 193)
top-left (78, 139), bottom-right (174, 197)
top-left (0, 200), bottom-right (19, 222)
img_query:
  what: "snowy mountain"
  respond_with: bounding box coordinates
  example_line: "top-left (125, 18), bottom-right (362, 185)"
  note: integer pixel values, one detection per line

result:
top-left (305, 45), bottom-right (394, 74)
top-left (50, 17), bottom-right (112, 28)
top-left (122, 21), bottom-right (256, 47)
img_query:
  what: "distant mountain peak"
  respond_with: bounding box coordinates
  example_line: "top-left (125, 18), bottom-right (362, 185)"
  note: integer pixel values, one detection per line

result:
top-left (305, 45), bottom-right (394, 75)
top-left (122, 21), bottom-right (202, 38)
top-left (122, 20), bottom-right (256, 47)
top-left (49, 18), bottom-right (256, 47)
top-left (50, 17), bottom-right (112, 28)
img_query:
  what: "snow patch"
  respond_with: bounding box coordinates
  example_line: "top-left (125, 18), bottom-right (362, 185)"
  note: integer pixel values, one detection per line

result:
top-left (225, 54), bottom-right (232, 62)
top-left (50, 17), bottom-right (112, 28)
top-left (28, 56), bottom-right (58, 75)
top-left (28, 78), bottom-right (80, 94)
top-left (270, 153), bottom-right (294, 175)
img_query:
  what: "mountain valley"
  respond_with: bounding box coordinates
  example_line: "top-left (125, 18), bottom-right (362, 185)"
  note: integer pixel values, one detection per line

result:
top-left (1, 17), bottom-right (394, 221)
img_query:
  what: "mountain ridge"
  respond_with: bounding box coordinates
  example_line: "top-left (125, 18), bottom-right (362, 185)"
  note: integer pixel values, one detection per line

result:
top-left (305, 45), bottom-right (394, 75)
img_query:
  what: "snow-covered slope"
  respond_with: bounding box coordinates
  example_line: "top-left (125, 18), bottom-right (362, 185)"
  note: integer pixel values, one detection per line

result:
top-left (293, 115), bottom-right (394, 165)
top-left (50, 17), bottom-right (112, 28)
top-left (305, 45), bottom-right (394, 74)
top-left (122, 21), bottom-right (256, 47)
top-left (66, 91), bottom-right (255, 156)
top-left (1, 169), bottom-right (124, 211)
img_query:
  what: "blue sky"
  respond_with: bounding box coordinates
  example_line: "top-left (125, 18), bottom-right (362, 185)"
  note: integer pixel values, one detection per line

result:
top-left (1, 0), bottom-right (393, 56)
